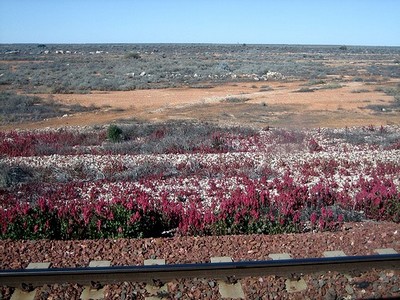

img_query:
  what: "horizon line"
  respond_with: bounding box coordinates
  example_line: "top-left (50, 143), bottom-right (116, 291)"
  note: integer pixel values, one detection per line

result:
top-left (1, 42), bottom-right (399, 48)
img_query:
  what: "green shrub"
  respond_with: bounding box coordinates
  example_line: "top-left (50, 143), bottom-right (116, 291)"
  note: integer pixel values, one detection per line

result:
top-left (107, 124), bottom-right (123, 142)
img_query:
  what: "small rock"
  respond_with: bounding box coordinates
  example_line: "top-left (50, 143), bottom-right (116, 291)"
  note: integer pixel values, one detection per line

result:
top-left (391, 286), bottom-right (400, 293)
top-left (342, 224), bottom-right (352, 231)
top-left (324, 288), bottom-right (337, 300)
top-left (208, 281), bottom-right (215, 288)
top-left (319, 279), bottom-right (326, 288)
top-left (120, 290), bottom-right (126, 300)
top-left (356, 281), bottom-right (370, 289)
top-left (168, 282), bottom-right (178, 292)
top-left (345, 284), bottom-right (354, 294)
top-left (386, 271), bottom-right (394, 277)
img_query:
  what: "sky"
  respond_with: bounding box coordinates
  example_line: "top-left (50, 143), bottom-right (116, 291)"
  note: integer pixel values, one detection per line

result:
top-left (0, 0), bottom-right (399, 46)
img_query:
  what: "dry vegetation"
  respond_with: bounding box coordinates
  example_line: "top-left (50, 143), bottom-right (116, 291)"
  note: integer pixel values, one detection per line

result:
top-left (0, 44), bottom-right (399, 129)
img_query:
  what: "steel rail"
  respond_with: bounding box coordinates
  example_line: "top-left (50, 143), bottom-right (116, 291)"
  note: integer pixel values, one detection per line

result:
top-left (1, 254), bottom-right (399, 288)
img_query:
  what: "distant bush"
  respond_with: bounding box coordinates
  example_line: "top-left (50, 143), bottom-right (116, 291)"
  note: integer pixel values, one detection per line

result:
top-left (222, 96), bottom-right (250, 103)
top-left (319, 83), bottom-right (343, 90)
top-left (125, 52), bottom-right (141, 59)
top-left (327, 125), bottom-right (400, 148)
top-left (0, 92), bottom-right (96, 124)
top-left (375, 85), bottom-right (400, 105)
top-left (107, 124), bottom-right (123, 142)
top-left (259, 85), bottom-right (273, 92)
top-left (303, 79), bottom-right (326, 86)
top-left (351, 89), bottom-right (370, 93)
top-left (294, 87), bottom-right (315, 93)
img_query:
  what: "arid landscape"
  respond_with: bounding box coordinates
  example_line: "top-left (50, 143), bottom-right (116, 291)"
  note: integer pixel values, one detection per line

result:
top-left (1, 44), bottom-right (400, 299)
top-left (1, 44), bottom-right (399, 130)
top-left (0, 78), bottom-right (398, 131)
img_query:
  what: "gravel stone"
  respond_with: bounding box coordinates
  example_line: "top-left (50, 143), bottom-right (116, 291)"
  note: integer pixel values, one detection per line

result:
top-left (356, 281), bottom-right (371, 289)
top-left (319, 279), bottom-right (326, 288)
top-left (324, 287), bottom-right (337, 300)
top-left (345, 284), bottom-right (354, 294)
top-left (0, 222), bottom-right (399, 299)
top-left (391, 286), bottom-right (400, 293)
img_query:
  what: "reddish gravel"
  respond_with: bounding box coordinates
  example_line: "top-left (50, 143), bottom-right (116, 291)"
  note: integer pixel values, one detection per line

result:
top-left (1, 221), bottom-right (399, 299)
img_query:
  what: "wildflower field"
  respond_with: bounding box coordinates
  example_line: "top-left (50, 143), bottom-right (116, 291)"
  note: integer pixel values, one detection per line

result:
top-left (1, 122), bottom-right (399, 240)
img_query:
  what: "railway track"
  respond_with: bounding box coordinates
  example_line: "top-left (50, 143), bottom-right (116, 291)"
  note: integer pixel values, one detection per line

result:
top-left (1, 253), bottom-right (399, 299)
top-left (1, 254), bottom-right (400, 288)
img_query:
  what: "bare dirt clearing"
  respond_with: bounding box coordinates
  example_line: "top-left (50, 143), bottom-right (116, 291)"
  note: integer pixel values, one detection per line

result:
top-left (1, 79), bottom-right (399, 130)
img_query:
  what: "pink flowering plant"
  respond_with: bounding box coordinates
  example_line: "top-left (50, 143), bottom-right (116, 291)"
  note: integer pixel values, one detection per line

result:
top-left (1, 123), bottom-right (399, 240)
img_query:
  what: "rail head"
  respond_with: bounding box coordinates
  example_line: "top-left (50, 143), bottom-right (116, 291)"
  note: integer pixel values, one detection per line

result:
top-left (1, 254), bottom-right (399, 288)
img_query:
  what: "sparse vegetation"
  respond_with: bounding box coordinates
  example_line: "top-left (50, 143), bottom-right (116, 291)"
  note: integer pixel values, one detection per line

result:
top-left (0, 92), bottom-right (96, 124)
top-left (222, 96), bottom-right (251, 103)
top-left (303, 79), bottom-right (326, 86)
top-left (1, 44), bottom-right (399, 93)
top-left (378, 85), bottom-right (400, 102)
top-left (259, 85), bottom-right (273, 92)
top-left (295, 87), bottom-right (315, 93)
top-left (351, 89), bottom-right (370, 93)
top-left (124, 52), bottom-right (141, 59)
top-left (319, 83), bottom-right (343, 90)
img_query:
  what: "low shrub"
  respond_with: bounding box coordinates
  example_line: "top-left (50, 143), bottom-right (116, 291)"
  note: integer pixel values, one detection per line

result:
top-left (294, 87), bottom-right (315, 93)
top-left (125, 52), bottom-right (141, 59)
top-left (107, 124), bottom-right (123, 142)
top-left (0, 92), bottom-right (96, 124)
top-left (0, 164), bottom-right (33, 188)
top-left (319, 83), bottom-right (343, 90)
top-left (222, 96), bottom-right (251, 103)
top-left (351, 89), bottom-right (370, 93)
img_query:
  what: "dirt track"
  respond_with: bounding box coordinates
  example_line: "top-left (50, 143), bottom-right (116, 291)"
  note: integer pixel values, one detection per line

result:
top-left (1, 80), bottom-right (399, 130)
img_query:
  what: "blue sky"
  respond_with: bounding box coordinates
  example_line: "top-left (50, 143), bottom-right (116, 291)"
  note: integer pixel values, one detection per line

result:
top-left (0, 0), bottom-right (399, 46)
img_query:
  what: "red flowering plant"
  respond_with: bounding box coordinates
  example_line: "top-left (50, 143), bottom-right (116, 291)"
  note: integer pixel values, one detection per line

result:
top-left (1, 124), bottom-right (399, 240)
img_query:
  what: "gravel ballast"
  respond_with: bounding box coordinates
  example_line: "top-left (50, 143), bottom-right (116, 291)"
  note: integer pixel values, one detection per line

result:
top-left (1, 221), bottom-right (399, 299)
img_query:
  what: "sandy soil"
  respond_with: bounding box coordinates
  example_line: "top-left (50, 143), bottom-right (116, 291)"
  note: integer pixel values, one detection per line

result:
top-left (1, 79), bottom-right (399, 130)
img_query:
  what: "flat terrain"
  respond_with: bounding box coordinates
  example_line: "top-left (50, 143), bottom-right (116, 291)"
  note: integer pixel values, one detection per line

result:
top-left (1, 44), bottom-right (399, 130)
top-left (1, 44), bottom-right (400, 299)
top-left (1, 78), bottom-right (399, 131)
